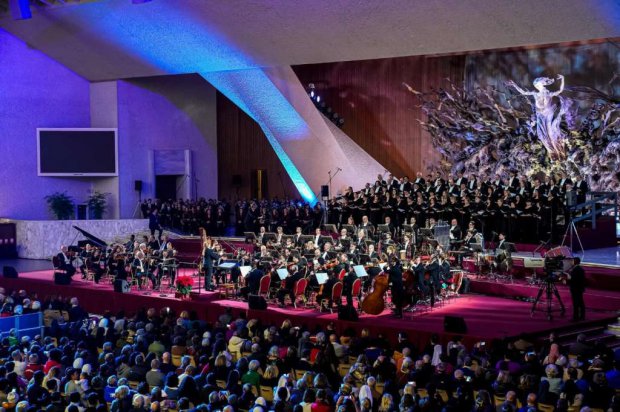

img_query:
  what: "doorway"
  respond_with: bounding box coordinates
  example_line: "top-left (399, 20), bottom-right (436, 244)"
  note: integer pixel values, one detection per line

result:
top-left (155, 175), bottom-right (180, 201)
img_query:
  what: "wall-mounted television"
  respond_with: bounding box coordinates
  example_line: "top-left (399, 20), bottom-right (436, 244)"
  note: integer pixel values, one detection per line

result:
top-left (37, 128), bottom-right (118, 176)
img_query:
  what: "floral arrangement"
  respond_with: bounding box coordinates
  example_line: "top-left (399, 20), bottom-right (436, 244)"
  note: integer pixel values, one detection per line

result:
top-left (176, 276), bottom-right (193, 297)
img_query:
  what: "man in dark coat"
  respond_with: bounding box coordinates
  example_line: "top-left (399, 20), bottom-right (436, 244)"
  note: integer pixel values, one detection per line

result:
top-left (567, 257), bottom-right (586, 321)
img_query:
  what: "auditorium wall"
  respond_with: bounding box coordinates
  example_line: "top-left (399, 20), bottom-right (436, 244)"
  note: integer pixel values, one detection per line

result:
top-left (216, 92), bottom-right (299, 201)
top-left (292, 55), bottom-right (466, 179)
top-left (116, 75), bottom-right (218, 218)
top-left (0, 29), bottom-right (92, 220)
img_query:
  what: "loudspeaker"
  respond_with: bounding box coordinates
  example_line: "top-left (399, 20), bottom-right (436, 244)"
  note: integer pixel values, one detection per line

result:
top-left (54, 272), bottom-right (72, 285)
top-left (232, 175), bottom-right (242, 187)
top-left (114, 279), bottom-right (130, 293)
top-left (338, 304), bottom-right (359, 321)
top-left (134, 180), bottom-right (143, 191)
top-left (321, 185), bottom-right (329, 198)
top-left (248, 294), bottom-right (267, 310)
top-left (2, 266), bottom-right (18, 279)
top-left (444, 315), bottom-right (467, 334)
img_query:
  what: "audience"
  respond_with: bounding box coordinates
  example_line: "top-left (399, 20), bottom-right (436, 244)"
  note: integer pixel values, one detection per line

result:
top-left (0, 286), bottom-right (618, 412)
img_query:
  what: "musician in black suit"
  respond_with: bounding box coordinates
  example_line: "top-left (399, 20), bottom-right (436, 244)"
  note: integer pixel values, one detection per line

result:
top-left (240, 262), bottom-right (264, 299)
top-left (573, 175), bottom-right (588, 205)
top-left (203, 240), bottom-right (219, 291)
top-left (448, 219), bottom-right (462, 250)
top-left (56, 246), bottom-right (76, 277)
top-left (132, 251), bottom-right (156, 289)
top-left (316, 269), bottom-right (338, 309)
top-left (567, 257), bottom-right (586, 321)
top-left (342, 265), bottom-right (358, 307)
top-left (277, 265), bottom-right (303, 306)
top-left (293, 227), bottom-right (304, 247)
top-left (388, 256), bottom-right (404, 318)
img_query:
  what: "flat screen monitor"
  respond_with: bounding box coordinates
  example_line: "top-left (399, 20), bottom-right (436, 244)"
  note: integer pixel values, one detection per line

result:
top-left (37, 128), bottom-right (118, 176)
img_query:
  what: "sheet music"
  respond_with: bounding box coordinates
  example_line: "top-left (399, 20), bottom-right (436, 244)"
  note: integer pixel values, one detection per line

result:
top-left (218, 262), bottom-right (237, 269)
top-left (353, 265), bottom-right (368, 277)
top-left (240, 266), bottom-right (252, 277)
top-left (315, 272), bottom-right (328, 284)
top-left (276, 268), bottom-right (289, 280)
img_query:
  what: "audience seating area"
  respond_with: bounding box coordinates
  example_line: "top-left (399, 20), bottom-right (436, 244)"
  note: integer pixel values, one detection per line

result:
top-left (0, 286), bottom-right (619, 412)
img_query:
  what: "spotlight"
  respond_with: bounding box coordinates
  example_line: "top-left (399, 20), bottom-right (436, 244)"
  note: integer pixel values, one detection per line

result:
top-left (338, 118), bottom-right (345, 127)
top-left (310, 91), bottom-right (315, 98)
top-left (316, 96), bottom-right (321, 103)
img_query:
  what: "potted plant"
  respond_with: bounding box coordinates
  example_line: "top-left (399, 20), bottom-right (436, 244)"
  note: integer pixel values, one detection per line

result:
top-left (44, 192), bottom-right (75, 220)
top-left (87, 190), bottom-right (109, 220)
top-left (175, 275), bottom-right (194, 300)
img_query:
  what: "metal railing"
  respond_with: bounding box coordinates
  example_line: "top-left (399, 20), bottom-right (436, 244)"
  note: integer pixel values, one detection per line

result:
top-left (0, 312), bottom-right (44, 340)
top-left (570, 192), bottom-right (618, 230)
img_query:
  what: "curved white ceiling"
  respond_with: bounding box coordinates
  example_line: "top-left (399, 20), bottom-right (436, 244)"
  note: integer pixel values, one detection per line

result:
top-left (1, 0), bottom-right (619, 81)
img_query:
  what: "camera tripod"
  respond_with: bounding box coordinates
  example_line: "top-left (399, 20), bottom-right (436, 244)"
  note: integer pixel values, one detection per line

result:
top-left (531, 274), bottom-right (565, 320)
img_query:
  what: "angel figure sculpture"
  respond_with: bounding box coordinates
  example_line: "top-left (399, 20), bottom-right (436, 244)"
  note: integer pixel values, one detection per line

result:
top-left (507, 75), bottom-right (568, 160)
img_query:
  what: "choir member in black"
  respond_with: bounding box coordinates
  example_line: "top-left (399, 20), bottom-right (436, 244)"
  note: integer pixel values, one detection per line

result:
top-left (240, 262), bottom-right (264, 299)
top-left (277, 265), bottom-right (303, 306)
top-left (387, 256), bottom-right (404, 318)
top-left (56, 245), bottom-right (77, 277)
top-left (573, 174), bottom-right (588, 205)
top-left (401, 234), bottom-right (414, 259)
top-left (567, 257), bottom-right (586, 321)
top-left (316, 270), bottom-right (338, 309)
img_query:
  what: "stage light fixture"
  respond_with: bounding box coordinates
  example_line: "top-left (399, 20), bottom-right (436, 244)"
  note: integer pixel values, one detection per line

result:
top-left (310, 91), bottom-right (315, 98)
top-left (316, 95), bottom-right (321, 103)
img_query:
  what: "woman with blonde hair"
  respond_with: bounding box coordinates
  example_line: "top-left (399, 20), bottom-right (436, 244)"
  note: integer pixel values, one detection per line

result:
top-left (378, 393), bottom-right (395, 412)
top-left (260, 365), bottom-right (280, 388)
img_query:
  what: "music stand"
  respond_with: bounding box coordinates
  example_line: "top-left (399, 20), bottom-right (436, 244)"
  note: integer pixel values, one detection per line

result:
top-left (341, 224), bottom-right (356, 235)
top-left (320, 235), bottom-right (333, 246)
top-left (300, 235), bottom-right (314, 245)
top-left (503, 242), bottom-right (517, 253)
top-left (244, 232), bottom-right (256, 243)
top-left (240, 266), bottom-right (252, 278)
top-left (263, 232), bottom-right (277, 243)
top-left (402, 224), bottom-right (413, 234)
top-left (322, 224), bottom-right (337, 234)
top-left (276, 268), bottom-right (289, 280)
top-left (358, 254), bottom-right (370, 265)
top-left (377, 224), bottom-right (390, 234)
top-left (315, 272), bottom-right (328, 285)
top-left (353, 265), bottom-right (368, 277)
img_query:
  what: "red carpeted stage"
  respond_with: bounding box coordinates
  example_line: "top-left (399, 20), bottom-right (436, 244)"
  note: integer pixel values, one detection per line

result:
top-left (1, 268), bottom-right (617, 348)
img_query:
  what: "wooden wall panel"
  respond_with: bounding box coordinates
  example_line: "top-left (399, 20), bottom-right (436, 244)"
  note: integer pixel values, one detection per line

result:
top-left (293, 55), bottom-right (465, 178)
top-left (216, 92), bottom-right (299, 201)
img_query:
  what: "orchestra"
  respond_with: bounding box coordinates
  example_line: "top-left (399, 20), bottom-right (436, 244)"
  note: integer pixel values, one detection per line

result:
top-left (53, 169), bottom-right (569, 318)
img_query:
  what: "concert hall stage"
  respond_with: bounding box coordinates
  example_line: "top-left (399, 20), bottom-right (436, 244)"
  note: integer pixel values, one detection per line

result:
top-left (1, 267), bottom-right (617, 348)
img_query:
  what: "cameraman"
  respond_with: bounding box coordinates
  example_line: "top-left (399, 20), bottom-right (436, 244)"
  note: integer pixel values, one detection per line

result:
top-left (566, 257), bottom-right (586, 321)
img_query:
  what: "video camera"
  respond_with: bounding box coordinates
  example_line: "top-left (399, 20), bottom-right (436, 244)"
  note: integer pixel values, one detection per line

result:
top-left (543, 255), bottom-right (572, 281)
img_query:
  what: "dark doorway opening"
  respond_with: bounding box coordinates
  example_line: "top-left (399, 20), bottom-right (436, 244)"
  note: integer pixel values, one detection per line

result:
top-left (155, 175), bottom-right (180, 201)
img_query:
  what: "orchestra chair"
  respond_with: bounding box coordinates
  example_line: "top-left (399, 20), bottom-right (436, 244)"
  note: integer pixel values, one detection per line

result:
top-left (351, 278), bottom-right (362, 311)
top-left (257, 275), bottom-right (271, 301)
top-left (260, 386), bottom-right (274, 403)
top-left (292, 278), bottom-right (308, 308)
top-left (321, 281), bottom-right (343, 313)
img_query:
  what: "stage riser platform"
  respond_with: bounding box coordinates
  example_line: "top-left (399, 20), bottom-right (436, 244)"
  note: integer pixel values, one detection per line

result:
top-left (469, 280), bottom-right (620, 311)
top-left (0, 270), bottom-right (616, 349)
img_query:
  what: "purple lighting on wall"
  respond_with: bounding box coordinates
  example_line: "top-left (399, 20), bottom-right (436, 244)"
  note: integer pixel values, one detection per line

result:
top-left (9, 0), bottom-right (31, 20)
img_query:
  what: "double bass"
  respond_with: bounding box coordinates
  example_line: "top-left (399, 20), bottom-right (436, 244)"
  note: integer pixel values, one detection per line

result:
top-left (360, 270), bottom-right (389, 315)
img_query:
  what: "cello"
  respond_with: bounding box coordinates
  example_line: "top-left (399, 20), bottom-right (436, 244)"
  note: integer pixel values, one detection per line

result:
top-left (360, 270), bottom-right (389, 315)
